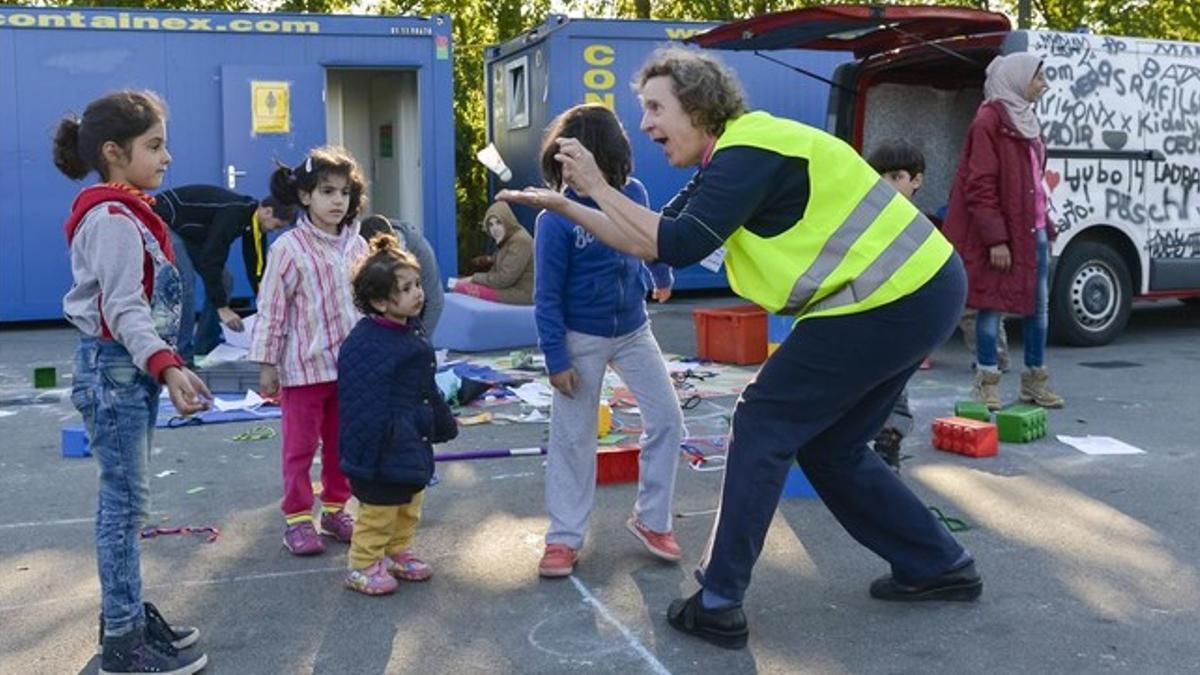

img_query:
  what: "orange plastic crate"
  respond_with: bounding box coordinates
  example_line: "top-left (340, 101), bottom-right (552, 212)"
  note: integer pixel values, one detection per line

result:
top-left (931, 417), bottom-right (998, 458)
top-left (693, 304), bottom-right (767, 365)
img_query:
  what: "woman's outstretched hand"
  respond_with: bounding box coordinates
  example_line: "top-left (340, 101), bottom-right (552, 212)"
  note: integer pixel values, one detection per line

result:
top-left (497, 187), bottom-right (570, 213)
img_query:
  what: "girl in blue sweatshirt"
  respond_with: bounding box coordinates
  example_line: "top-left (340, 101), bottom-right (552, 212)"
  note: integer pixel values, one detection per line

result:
top-left (533, 104), bottom-right (684, 578)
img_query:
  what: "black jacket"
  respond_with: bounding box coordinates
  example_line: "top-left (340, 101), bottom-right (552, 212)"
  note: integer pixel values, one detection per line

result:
top-left (337, 317), bottom-right (457, 486)
top-left (152, 185), bottom-right (265, 307)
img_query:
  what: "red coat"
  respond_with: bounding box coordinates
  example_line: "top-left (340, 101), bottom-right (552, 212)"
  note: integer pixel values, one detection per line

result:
top-left (942, 101), bottom-right (1056, 315)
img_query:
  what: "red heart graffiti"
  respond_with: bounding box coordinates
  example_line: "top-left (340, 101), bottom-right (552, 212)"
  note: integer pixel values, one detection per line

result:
top-left (1044, 170), bottom-right (1061, 192)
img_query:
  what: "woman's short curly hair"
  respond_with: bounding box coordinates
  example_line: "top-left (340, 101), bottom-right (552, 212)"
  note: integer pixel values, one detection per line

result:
top-left (634, 47), bottom-right (747, 136)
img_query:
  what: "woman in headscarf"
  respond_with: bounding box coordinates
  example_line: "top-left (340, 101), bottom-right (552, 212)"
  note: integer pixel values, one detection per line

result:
top-left (942, 53), bottom-right (1064, 411)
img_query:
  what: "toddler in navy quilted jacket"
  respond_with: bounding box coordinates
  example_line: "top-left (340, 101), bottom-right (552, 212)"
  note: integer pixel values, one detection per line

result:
top-left (337, 233), bottom-right (458, 596)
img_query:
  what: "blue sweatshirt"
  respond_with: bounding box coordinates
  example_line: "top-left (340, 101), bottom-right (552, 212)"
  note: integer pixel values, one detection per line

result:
top-left (534, 178), bottom-right (673, 375)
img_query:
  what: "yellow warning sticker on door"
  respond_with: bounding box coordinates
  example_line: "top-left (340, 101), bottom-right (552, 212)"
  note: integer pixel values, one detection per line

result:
top-left (251, 81), bottom-right (290, 134)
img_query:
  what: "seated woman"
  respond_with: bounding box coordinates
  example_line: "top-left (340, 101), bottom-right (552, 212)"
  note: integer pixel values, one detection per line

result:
top-left (449, 202), bottom-right (534, 305)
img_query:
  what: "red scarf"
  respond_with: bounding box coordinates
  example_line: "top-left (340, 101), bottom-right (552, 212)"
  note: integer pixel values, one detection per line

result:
top-left (64, 183), bottom-right (174, 261)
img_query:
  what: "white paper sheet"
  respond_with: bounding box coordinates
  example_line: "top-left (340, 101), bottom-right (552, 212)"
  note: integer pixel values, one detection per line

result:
top-left (221, 314), bottom-right (257, 350)
top-left (512, 382), bottom-right (554, 408)
top-left (197, 343), bottom-right (249, 368)
top-left (1057, 435), bottom-right (1146, 455)
top-left (212, 389), bottom-right (265, 412)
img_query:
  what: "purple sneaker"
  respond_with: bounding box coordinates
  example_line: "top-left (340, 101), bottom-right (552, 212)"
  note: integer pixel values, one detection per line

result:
top-left (319, 509), bottom-right (354, 543)
top-left (283, 521), bottom-right (325, 556)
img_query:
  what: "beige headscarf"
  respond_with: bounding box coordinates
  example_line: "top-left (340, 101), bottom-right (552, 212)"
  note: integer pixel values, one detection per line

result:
top-left (983, 53), bottom-right (1043, 139)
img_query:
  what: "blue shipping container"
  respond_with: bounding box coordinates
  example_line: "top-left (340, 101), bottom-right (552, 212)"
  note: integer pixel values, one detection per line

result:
top-left (484, 15), bottom-right (850, 289)
top-left (0, 6), bottom-right (456, 322)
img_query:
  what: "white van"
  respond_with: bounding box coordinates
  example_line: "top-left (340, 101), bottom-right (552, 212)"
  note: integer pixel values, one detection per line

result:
top-left (694, 5), bottom-right (1200, 346)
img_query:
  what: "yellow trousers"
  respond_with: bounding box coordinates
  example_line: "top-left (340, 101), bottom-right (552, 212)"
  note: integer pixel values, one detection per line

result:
top-left (348, 491), bottom-right (425, 570)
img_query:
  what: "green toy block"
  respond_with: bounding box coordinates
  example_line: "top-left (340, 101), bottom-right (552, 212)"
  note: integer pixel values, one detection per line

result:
top-left (954, 400), bottom-right (992, 422)
top-left (33, 367), bottom-right (57, 389)
top-left (995, 404), bottom-right (1047, 443)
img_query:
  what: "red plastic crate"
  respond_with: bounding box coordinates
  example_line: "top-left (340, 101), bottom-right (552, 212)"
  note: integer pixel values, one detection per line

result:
top-left (931, 417), bottom-right (998, 458)
top-left (693, 304), bottom-right (767, 365)
top-left (597, 446), bottom-right (640, 484)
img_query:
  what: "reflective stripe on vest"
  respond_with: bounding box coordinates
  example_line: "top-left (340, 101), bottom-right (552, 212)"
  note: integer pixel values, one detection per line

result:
top-left (803, 210), bottom-right (937, 314)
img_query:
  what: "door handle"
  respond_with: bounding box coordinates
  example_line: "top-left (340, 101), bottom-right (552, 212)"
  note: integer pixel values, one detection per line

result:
top-left (226, 164), bottom-right (247, 190)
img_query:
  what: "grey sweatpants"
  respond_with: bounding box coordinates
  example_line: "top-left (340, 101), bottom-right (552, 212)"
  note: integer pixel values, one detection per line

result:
top-left (545, 323), bottom-right (683, 549)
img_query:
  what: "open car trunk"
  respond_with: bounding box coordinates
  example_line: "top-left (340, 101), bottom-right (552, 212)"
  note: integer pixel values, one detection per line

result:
top-left (691, 4), bottom-right (1013, 217)
top-left (834, 34), bottom-right (1011, 216)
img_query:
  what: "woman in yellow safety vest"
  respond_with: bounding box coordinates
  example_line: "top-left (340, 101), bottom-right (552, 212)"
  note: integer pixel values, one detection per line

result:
top-left (501, 47), bottom-right (981, 650)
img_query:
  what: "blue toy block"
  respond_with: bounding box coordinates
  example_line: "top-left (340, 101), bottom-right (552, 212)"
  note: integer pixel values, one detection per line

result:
top-left (782, 465), bottom-right (818, 499)
top-left (430, 293), bottom-right (538, 352)
top-left (61, 425), bottom-right (90, 458)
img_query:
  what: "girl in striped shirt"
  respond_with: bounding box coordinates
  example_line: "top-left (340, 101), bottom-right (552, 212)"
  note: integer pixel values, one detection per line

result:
top-left (249, 146), bottom-right (369, 556)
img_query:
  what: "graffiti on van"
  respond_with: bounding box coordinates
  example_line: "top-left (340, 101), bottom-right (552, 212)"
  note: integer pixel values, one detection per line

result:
top-left (1031, 32), bottom-right (1200, 253)
top-left (1146, 228), bottom-right (1200, 258)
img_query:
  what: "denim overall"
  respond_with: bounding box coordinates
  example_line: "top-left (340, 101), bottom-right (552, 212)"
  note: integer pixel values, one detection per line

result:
top-left (70, 214), bottom-right (182, 639)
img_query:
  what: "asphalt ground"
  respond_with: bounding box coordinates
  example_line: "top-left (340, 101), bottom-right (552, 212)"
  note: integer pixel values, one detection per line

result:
top-left (1, 295), bottom-right (1199, 674)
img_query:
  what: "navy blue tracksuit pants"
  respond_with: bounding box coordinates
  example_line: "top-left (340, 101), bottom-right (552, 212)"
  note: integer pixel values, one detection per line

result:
top-left (699, 255), bottom-right (970, 602)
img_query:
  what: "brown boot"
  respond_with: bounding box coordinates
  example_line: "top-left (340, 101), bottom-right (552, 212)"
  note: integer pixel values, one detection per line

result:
top-left (1020, 367), bottom-right (1065, 408)
top-left (972, 370), bottom-right (1002, 411)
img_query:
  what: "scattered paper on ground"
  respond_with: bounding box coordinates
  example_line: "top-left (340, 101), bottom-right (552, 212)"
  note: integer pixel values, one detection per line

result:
top-left (212, 390), bottom-right (265, 412)
top-left (198, 343), bottom-right (249, 367)
top-left (1057, 435), bottom-right (1146, 455)
top-left (511, 382), bottom-right (554, 408)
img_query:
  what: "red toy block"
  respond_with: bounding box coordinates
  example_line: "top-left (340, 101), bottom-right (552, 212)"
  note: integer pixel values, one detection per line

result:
top-left (597, 445), bottom-right (640, 484)
top-left (931, 416), bottom-right (998, 458)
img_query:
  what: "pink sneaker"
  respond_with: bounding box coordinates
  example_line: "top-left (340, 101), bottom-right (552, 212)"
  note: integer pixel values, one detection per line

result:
top-left (320, 509), bottom-right (354, 543)
top-left (538, 543), bottom-right (578, 578)
top-left (283, 521), bottom-right (325, 556)
top-left (345, 560), bottom-right (398, 596)
top-left (626, 516), bottom-right (682, 562)
top-left (386, 550), bottom-right (433, 582)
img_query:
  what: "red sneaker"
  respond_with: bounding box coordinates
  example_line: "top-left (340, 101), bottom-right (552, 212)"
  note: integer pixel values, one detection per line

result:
top-left (626, 516), bottom-right (682, 562)
top-left (538, 543), bottom-right (578, 578)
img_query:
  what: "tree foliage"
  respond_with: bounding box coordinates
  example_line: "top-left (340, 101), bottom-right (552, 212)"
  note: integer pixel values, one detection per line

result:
top-left (19, 0), bottom-right (1197, 268)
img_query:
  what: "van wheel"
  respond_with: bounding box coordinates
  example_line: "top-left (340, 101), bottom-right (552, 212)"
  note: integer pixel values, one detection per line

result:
top-left (1049, 241), bottom-right (1132, 347)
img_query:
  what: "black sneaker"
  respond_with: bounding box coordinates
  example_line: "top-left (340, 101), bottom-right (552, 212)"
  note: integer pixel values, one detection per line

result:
top-left (99, 603), bottom-right (200, 654)
top-left (666, 591), bottom-right (749, 650)
top-left (872, 427), bottom-right (903, 472)
top-left (100, 628), bottom-right (207, 675)
top-left (869, 561), bottom-right (983, 602)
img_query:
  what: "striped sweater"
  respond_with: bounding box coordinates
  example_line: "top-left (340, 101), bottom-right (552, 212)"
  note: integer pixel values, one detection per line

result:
top-left (249, 214), bottom-right (367, 387)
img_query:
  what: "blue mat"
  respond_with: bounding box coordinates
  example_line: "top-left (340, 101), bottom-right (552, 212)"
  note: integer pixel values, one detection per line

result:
top-left (156, 395), bottom-right (281, 428)
top-left (431, 293), bottom-right (537, 352)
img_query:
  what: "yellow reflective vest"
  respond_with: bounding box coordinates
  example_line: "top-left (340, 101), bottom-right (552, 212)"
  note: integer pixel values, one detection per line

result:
top-left (716, 112), bottom-right (954, 319)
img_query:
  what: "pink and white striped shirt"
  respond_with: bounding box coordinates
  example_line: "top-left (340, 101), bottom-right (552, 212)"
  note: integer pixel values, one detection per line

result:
top-left (249, 215), bottom-right (367, 387)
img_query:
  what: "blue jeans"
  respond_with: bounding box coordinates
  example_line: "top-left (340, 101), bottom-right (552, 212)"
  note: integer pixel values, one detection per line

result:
top-left (71, 338), bottom-right (160, 638)
top-left (977, 229), bottom-right (1049, 369)
top-left (170, 232), bottom-right (231, 362)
